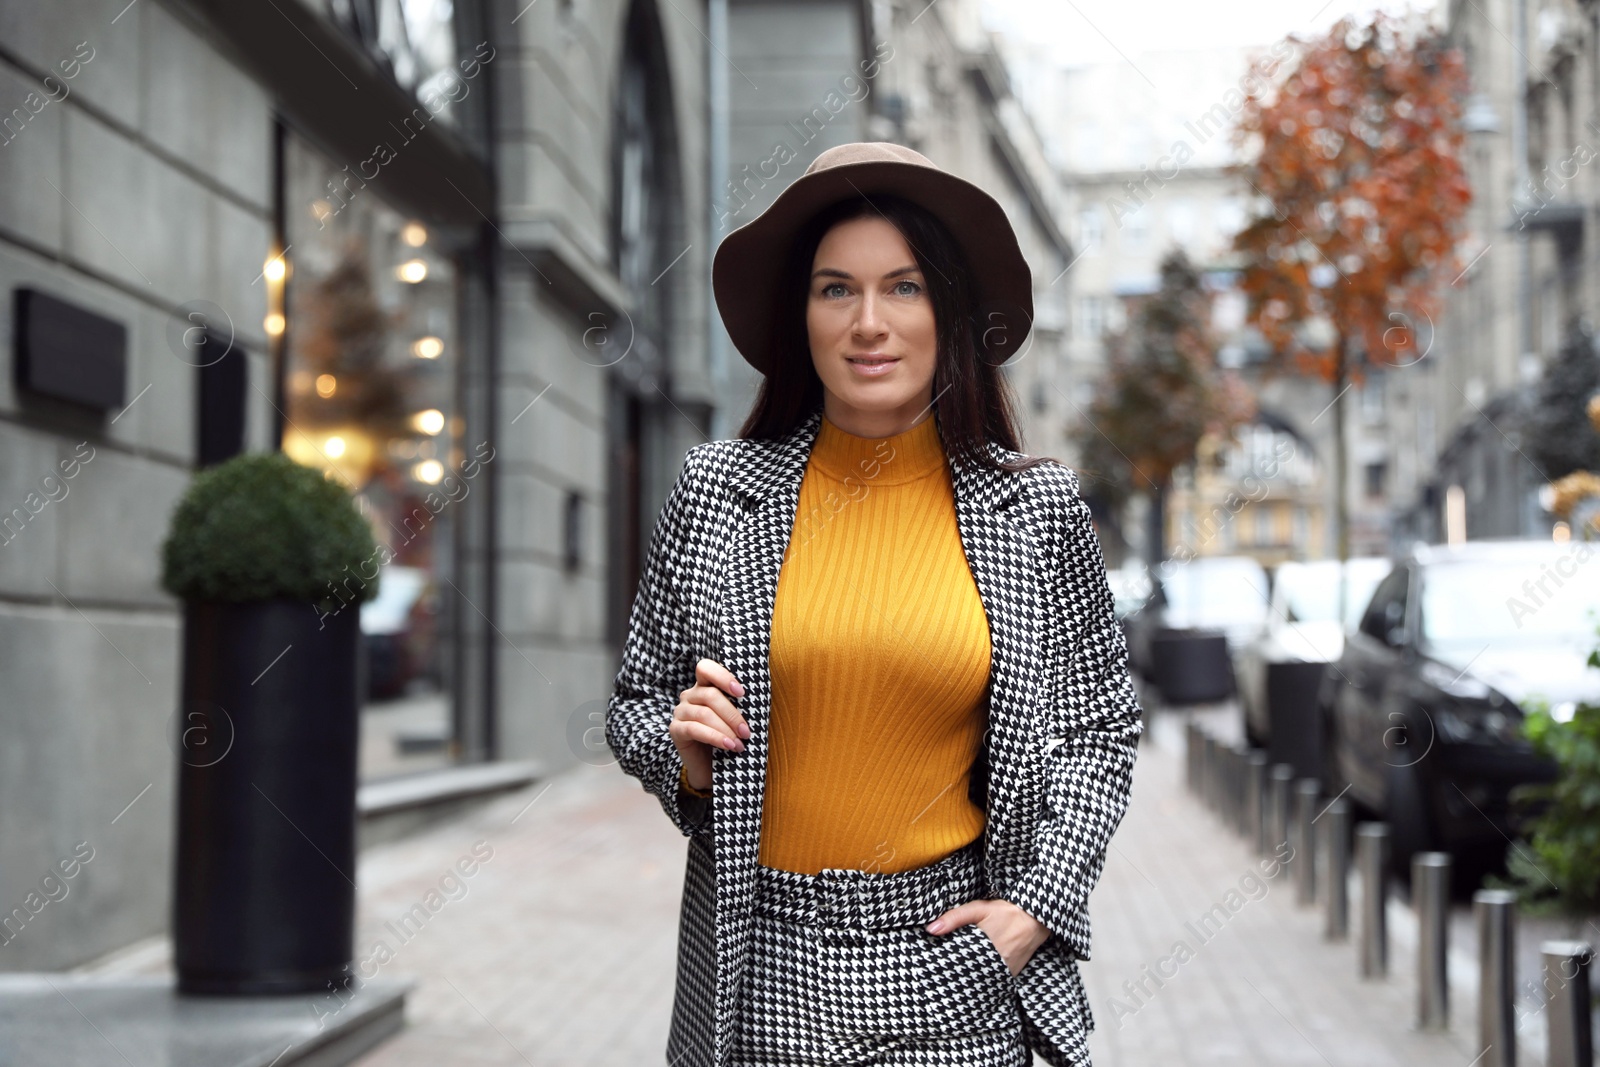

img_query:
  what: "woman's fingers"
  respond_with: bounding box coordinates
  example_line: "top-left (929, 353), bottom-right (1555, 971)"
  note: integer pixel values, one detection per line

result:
top-left (696, 657), bottom-right (746, 698)
top-left (925, 900), bottom-right (986, 934)
top-left (668, 716), bottom-right (742, 751)
top-left (671, 699), bottom-right (744, 751)
top-left (693, 658), bottom-right (751, 739)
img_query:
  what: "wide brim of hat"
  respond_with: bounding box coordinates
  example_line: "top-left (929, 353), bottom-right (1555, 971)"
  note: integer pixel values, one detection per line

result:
top-left (712, 157), bottom-right (1034, 376)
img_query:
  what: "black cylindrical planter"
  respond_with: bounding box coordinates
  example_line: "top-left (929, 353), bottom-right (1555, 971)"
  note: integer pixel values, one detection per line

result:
top-left (174, 598), bottom-right (361, 995)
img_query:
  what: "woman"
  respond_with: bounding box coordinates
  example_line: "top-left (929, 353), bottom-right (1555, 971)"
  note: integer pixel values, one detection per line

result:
top-left (605, 142), bottom-right (1143, 1067)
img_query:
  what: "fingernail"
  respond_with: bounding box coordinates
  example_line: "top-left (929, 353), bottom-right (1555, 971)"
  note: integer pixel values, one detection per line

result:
top-left (925, 920), bottom-right (943, 933)
top-left (732, 680), bottom-right (746, 696)
top-left (723, 736), bottom-right (739, 750)
top-left (737, 723), bottom-right (751, 739)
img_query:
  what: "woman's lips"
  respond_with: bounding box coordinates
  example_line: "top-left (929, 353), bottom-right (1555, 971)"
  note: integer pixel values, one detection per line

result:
top-left (846, 355), bottom-right (899, 377)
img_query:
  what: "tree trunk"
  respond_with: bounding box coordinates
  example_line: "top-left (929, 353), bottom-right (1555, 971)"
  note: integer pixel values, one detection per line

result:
top-left (1333, 332), bottom-right (1350, 625)
top-left (1146, 482), bottom-right (1167, 565)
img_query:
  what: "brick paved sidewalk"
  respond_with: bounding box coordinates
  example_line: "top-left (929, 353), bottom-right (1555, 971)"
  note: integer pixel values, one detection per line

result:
top-left (336, 698), bottom-right (1522, 1066)
top-left (1080, 699), bottom-right (1510, 1067)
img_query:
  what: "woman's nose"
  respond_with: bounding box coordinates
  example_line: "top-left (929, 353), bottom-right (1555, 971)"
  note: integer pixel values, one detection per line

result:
top-left (853, 292), bottom-right (886, 338)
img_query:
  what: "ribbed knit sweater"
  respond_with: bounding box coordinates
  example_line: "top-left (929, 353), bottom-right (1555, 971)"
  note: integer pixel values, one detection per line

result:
top-left (755, 410), bottom-right (993, 874)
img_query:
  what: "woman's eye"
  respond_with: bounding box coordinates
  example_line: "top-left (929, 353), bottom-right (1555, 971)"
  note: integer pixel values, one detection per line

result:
top-left (821, 282), bottom-right (848, 298)
top-left (893, 280), bottom-right (922, 296)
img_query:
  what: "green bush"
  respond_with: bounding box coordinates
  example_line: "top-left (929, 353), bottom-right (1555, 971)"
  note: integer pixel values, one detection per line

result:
top-left (161, 452), bottom-right (381, 610)
top-left (1489, 620), bottom-right (1600, 924)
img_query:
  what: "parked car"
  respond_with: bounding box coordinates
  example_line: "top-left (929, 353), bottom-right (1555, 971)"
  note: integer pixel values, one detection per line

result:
top-left (1106, 560), bottom-right (1154, 623)
top-left (360, 564), bottom-right (432, 701)
top-left (1107, 561), bottom-right (1155, 672)
top-left (1125, 554), bottom-right (1271, 700)
top-left (1236, 556), bottom-right (1392, 748)
top-left (1319, 539), bottom-right (1599, 883)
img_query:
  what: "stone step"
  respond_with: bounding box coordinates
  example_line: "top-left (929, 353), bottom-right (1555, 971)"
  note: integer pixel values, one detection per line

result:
top-left (0, 973), bottom-right (412, 1066)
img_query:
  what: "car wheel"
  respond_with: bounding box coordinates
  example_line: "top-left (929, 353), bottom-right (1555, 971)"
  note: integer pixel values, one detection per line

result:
top-left (1385, 757), bottom-right (1438, 887)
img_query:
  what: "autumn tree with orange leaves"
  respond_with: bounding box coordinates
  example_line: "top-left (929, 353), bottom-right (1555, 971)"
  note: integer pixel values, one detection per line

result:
top-left (1230, 11), bottom-right (1471, 562)
top-left (1074, 250), bottom-right (1255, 560)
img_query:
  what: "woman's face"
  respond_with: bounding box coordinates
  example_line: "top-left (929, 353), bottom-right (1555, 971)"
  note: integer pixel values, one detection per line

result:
top-left (806, 214), bottom-right (938, 436)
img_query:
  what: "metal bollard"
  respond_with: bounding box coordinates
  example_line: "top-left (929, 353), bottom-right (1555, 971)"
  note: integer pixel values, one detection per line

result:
top-left (1356, 822), bottom-right (1389, 978)
top-left (1542, 940), bottom-right (1594, 1067)
top-left (1225, 744), bottom-right (1240, 827)
top-left (1324, 797), bottom-right (1350, 940)
top-left (1247, 752), bottom-right (1269, 855)
top-left (1206, 735), bottom-right (1222, 814)
top-left (1225, 743), bottom-right (1243, 831)
top-left (1268, 764), bottom-right (1294, 852)
top-left (1231, 742), bottom-right (1251, 837)
top-left (1293, 778), bottom-right (1320, 905)
top-left (1208, 735), bottom-right (1224, 815)
top-left (1201, 734), bottom-right (1217, 810)
top-left (1473, 889), bottom-right (1516, 1067)
top-left (1185, 720), bottom-right (1199, 793)
top-left (1239, 745), bottom-right (1255, 836)
top-left (1413, 852), bottom-right (1450, 1030)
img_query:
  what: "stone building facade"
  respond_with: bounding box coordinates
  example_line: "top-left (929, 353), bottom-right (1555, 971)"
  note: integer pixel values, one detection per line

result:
top-left (0, 0), bottom-right (712, 970)
top-left (0, 0), bottom-right (1071, 978)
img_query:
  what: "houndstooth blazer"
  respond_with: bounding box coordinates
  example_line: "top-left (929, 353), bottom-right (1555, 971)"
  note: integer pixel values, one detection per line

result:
top-left (605, 405), bottom-right (1144, 1067)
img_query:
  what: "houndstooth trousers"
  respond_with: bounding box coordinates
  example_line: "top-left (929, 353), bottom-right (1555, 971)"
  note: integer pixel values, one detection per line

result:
top-left (729, 836), bottom-right (1032, 1066)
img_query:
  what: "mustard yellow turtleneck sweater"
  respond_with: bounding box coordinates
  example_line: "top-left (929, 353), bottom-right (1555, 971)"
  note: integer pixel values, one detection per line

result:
top-left (756, 411), bottom-right (993, 875)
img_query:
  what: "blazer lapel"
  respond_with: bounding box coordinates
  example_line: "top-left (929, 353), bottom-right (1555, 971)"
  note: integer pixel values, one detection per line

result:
top-left (707, 410), bottom-right (815, 1058)
top-left (706, 405), bottom-right (1053, 1062)
top-left (947, 436), bottom-right (1055, 877)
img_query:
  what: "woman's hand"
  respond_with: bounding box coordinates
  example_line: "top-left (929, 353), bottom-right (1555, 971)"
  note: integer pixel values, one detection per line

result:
top-left (670, 658), bottom-right (751, 792)
top-left (925, 899), bottom-right (1050, 976)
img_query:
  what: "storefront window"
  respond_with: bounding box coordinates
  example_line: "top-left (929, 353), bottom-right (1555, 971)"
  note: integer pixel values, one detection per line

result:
top-left (322, 0), bottom-right (480, 138)
top-left (280, 130), bottom-right (461, 781)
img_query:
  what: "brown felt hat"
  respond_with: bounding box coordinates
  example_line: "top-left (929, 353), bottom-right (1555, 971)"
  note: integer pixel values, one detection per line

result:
top-left (712, 141), bottom-right (1034, 376)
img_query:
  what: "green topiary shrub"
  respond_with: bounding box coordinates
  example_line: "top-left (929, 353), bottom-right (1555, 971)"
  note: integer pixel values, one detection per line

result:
top-left (161, 452), bottom-right (381, 611)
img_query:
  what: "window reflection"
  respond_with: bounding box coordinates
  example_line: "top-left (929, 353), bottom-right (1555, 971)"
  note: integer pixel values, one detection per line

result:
top-left (325, 0), bottom-right (468, 130)
top-left (281, 130), bottom-right (459, 781)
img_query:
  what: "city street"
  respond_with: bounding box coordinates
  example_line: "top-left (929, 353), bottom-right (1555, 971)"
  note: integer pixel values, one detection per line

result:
top-left (289, 690), bottom-right (1539, 1065)
top-left (6, 0), bottom-right (1600, 1062)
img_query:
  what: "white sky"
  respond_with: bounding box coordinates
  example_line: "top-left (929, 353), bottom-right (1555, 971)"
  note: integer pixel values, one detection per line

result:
top-left (978, 0), bottom-right (1438, 68)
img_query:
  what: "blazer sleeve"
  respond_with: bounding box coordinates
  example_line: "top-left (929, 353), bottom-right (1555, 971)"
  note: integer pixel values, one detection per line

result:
top-left (605, 446), bottom-right (713, 839)
top-left (1002, 479), bottom-right (1144, 961)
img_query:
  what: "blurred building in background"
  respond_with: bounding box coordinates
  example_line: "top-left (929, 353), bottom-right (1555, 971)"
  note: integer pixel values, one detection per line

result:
top-left (1414, 0), bottom-right (1569, 545)
top-left (719, 0), bottom-right (1075, 459)
top-left (0, 0), bottom-right (714, 970)
top-left (0, 0), bottom-right (1080, 975)
top-left (1008, 44), bottom-right (1397, 563)
top-left (6, 0), bottom-right (1574, 986)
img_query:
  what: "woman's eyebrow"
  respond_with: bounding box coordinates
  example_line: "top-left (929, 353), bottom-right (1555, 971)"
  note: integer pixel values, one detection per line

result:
top-left (810, 264), bottom-right (923, 281)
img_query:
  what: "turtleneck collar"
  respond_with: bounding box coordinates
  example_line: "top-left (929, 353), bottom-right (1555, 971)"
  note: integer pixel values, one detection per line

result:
top-left (808, 410), bottom-right (947, 486)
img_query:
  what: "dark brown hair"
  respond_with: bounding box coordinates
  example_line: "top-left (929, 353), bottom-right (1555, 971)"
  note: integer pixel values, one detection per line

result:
top-left (734, 193), bottom-right (1057, 475)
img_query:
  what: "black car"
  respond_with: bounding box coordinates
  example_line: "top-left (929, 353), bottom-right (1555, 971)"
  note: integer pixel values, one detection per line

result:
top-left (1319, 539), bottom-right (1598, 884)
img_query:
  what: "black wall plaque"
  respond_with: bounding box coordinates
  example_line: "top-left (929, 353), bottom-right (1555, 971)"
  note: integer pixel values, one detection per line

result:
top-left (14, 288), bottom-right (128, 411)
